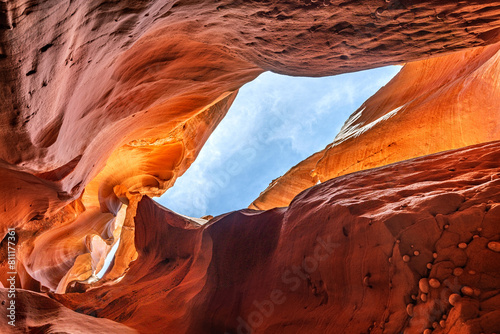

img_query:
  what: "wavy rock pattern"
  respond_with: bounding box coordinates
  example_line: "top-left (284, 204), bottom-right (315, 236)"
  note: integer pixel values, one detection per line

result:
top-left (0, 288), bottom-right (138, 333)
top-left (51, 141), bottom-right (500, 334)
top-left (0, 0), bottom-right (499, 333)
top-left (251, 42), bottom-right (500, 210)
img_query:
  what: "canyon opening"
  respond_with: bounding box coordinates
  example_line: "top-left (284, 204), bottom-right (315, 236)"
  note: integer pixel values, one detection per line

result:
top-left (0, 1), bottom-right (500, 334)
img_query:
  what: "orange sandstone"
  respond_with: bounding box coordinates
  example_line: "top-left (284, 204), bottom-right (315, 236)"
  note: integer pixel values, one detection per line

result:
top-left (251, 43), bottom-right (500, 210)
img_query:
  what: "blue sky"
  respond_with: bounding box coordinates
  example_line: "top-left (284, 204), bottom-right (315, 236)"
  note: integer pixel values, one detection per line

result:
top-left (156, 66), bottom-right (401, 218)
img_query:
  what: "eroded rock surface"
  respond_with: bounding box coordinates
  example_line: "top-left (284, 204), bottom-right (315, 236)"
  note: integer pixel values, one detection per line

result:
top-left (1, 0), bottom-right (500, 292)
top-left (251, 42), bottom-right (500, 210)
top-left (0, 0), bottom-right (499, 333)
top-left (0, 288), bottom-right (138, 333)
top-left (50, 141), bottom-right (500, 334)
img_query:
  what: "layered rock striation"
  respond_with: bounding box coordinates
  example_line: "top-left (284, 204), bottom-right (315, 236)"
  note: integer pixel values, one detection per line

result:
top-left (2, 0), bottom-right (500, 291)
top-left (49, 140), bottom-right (500, 334)
top-left (251, 42), bottom-right (500, 210)
top-left (0, 0), bottom-right (499, 333)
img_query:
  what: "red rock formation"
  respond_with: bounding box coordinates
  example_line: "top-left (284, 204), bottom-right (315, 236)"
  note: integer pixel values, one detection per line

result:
top-left (0, 0), bottom-right (499, 289)
top-left (49, 141), bottom-right (500, 334)
top-left (251, 42), bottom-right (500, 210)
top-left (0, 0), bottom-right (500, 333)
top-left (0, 288), bottom-right (138, 333)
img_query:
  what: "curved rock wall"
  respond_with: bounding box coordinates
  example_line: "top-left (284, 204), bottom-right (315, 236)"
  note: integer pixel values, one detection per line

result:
top-left (0, 0), bottom-right (499, 332)
top-left (251, 42), bottom-right (500, 210)
top-left (51, 141), bottom-right (500, 334)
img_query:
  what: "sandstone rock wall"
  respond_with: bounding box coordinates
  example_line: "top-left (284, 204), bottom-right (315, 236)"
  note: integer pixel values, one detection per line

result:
top-left (0, 0), bottom-right (499, 333)
top-left (251, 42), bottom-right (500, 210)
top-left (49, 141), bottom-right (500, 334)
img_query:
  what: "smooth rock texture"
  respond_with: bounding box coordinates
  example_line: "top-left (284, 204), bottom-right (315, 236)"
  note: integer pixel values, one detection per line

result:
top-left (0, 0), bottom-right (498, 293)
top-left (52, 141), bottom-right (500, 334)
top-left (0, 288), bottom-right (138, 333)
top-left (251, 42), bottom-right (500, 210)
top-left (0, 0), bottom-right (500, 333)
top-left (1, 0), bottom-right (500, 292)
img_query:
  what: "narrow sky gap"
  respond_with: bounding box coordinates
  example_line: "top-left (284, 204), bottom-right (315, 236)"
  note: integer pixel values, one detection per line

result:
top-left (157, 66), bottom-right (401, 218)
top-left (97, 238), bottom-right (121, 279)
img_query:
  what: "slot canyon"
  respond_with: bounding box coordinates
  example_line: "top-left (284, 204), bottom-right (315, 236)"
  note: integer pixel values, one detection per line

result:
top-left (0, 0), bottom-right (500, 333)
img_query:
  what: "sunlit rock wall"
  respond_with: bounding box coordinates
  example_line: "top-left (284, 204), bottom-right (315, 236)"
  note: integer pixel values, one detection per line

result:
top-left (0, 0), bottom-right (499, 332)
top-left (51, 141), bottom-right (500, 334)
top-left (251, 43), bottom-right (500, 210)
